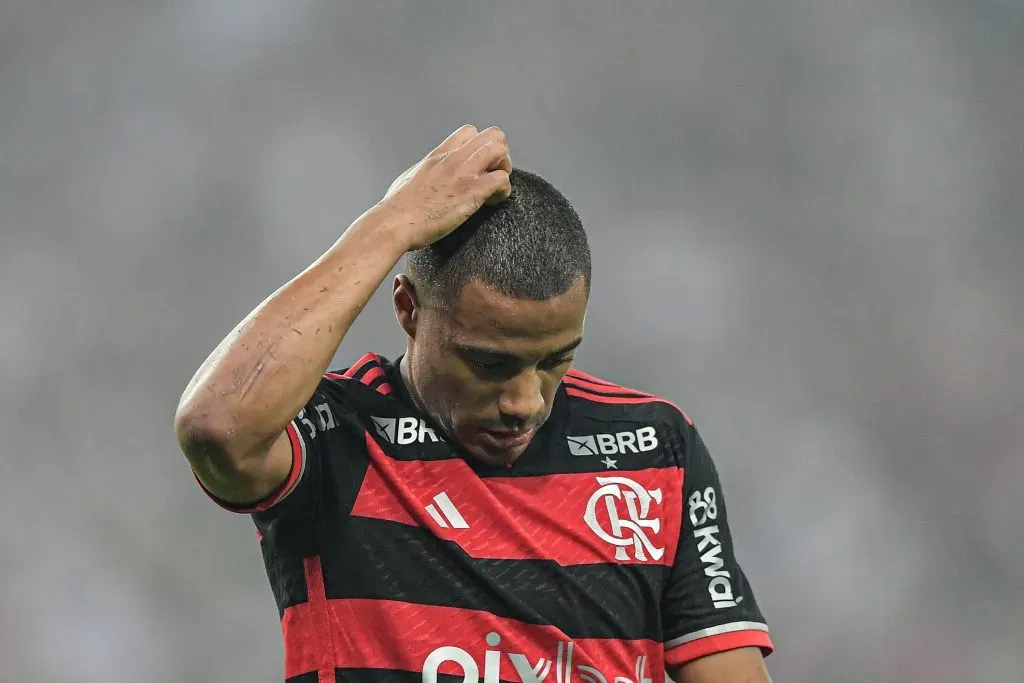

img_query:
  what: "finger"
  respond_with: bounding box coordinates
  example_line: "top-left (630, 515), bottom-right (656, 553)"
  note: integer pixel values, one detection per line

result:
top-left (462, 139), bottom-right (511, 176)
top-left (495, 150), bottom-right (513, 174)
top-left (481, 169), bottom-right (512, 205)
top-left (446, 126), bottom-right (507, 165)
top-left (429, 124), bottom-right (478, 158)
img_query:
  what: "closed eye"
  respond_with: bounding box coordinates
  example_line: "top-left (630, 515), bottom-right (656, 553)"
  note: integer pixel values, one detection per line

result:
top-left (467, 357), bottom-right (509, 371)
top-left (461, 353), bottom-right (519, 380)
top-left (539, 355), bottom-right (575, 371)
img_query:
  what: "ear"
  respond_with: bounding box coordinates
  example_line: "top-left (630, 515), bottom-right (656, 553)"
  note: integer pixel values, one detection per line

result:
top-left (393, 274), bottom-right (420, 339)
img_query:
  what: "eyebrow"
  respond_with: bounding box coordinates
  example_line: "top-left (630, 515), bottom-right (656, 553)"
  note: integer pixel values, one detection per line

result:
top-left (454, 337), bottom-right (583, 360)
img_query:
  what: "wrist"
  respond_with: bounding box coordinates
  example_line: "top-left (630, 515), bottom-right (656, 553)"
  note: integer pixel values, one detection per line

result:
top-left (352, 200), bottom-right (421, 255)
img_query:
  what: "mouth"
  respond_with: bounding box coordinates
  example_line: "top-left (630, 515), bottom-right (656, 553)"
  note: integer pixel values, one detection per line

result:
top-left (476, 427), bottom-right (537, 451)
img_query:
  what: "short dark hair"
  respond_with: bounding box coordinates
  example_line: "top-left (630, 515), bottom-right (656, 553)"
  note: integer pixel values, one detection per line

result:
top-left (406, 169), bottom-right (591, 304)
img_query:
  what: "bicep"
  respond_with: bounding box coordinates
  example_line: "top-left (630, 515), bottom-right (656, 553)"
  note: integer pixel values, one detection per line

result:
top-left (190, 422), bottom-right (307, 513)
top-left (668, 647), bottom-right (771, 683)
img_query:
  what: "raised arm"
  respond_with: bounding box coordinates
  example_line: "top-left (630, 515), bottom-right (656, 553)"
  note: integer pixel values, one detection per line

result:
top-left (174, 125), bottom-right (511, 505)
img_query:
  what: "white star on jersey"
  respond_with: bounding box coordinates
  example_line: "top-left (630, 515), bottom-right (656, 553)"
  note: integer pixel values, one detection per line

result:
top-left (601, 456), bottom-right (618, 469)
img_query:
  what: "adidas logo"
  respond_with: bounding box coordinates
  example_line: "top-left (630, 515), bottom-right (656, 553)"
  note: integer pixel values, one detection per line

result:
top-left (424, 492), bottom-right (468, 529)
top-left (567, 426), bottom-right (659, 456)
top-left (370, 415), bottom-right (442, 445)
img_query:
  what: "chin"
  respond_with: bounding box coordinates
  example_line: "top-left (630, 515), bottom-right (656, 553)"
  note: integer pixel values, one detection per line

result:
top-left (465, 442), bottom-right (528, 467)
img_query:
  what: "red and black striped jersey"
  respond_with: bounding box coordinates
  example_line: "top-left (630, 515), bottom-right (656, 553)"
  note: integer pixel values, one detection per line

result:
top-left (198, 353), bottom-right (773, 682)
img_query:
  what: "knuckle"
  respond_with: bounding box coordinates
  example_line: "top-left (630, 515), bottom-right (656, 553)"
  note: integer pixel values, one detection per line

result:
top-left (436, 151), bottom-right (457, 170)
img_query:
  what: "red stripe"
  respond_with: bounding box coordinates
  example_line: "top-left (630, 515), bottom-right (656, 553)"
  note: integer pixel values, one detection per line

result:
top-left (566, 368), bottom-right (620, 387)
top-left (192, 421), bottom-right (305, 514)
top-left (351, 433), bottom-right (683, 566)
top-left (325, 374), bottom-right (392, 396)
top-left (283, 598), bottom-right (663, 680)
top-left (248, 421), bottom-right (306, 512)
top-left (563, 376), bottom-right (656, 398)
top-left (297, 557), bottom-right (336, 683)
top-left (664, 630), bottom-right (775, 667)
top-left (359, 365), bottom-right (385, 386)
top-left (326, 355), bottom-right (392, 395)
top-left (565, 387), bottom-right (693, 425)
top-left (342, 352), bottom-right (380, 378)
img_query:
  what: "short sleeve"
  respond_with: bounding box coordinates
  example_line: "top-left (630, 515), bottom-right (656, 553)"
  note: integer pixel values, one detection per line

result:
top-left (661, 424), bottom-right (774, 668)
top-left (193, 377), bottom-right (354, 521)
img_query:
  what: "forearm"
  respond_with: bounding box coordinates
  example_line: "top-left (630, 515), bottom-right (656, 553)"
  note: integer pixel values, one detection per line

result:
top-left (175, 207), bottom-right (406, 455)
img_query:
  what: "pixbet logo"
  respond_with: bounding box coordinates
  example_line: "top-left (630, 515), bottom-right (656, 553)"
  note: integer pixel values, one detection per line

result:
top-left (688, 486), bottom-right (739, 609)
top-left (567, 426), bottom-right (658, 457)
top-left (422, 632), bottom-right (653, 683)
top-left (583, 476), bottom-right (664, 562)
top-left (371, 415), bottom-right (442, 445)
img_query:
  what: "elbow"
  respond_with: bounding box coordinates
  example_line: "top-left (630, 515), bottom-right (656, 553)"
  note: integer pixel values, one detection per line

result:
top-left (174, 403), bottom-right (246, 476)
top-left (174, 393), bottom-right (280, 480)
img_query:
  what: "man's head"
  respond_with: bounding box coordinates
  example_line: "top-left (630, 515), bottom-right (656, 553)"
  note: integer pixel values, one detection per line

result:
top-left (394, 169), bottom-right (591, 466)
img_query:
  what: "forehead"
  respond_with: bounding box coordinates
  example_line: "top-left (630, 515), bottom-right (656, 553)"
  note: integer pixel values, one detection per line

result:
top-left (441, 277), bottom-right (587, 351)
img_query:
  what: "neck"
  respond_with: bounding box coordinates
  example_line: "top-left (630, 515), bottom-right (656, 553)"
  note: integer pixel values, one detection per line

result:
top-left (398, 354), bottom-right (429, 415)
top-left (398, 354), bottom-right (463, 450)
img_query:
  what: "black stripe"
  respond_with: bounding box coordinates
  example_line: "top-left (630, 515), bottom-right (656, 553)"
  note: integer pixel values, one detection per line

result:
top-left (261, 553), bottom-right (310, 618)
top-left (562, 380), bottom-right (656, 400)
top-left (347, 358), bottom-right (380, 382)
top-left (365, 373), bottom-right (392, 393)
top-left (320, 517), bottom-right (667, 642)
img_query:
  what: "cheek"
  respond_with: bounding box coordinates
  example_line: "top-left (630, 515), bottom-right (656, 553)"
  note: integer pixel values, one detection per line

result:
top-left (544, 381), bottom-right (562, 405)
top-left (544, 370), bottom-right (570, 400)
top-left (418, 358), bottom-right (482, 413)
top-left (447, 373), bottom-right (492, 411)
top-left (445, 369), bottom-right (502, 419)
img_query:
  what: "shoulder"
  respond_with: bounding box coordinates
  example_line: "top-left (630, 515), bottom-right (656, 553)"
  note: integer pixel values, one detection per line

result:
top-left (563, 367), bottom-right (693, 427)
top-left (562, 367), bottom-right (699, 469)
top-left (290, 352), bottom-right (402, 452)
top-left (297, 353), bottom-right (401, 425)
top-left (320, 352), bottom-right (396, 399)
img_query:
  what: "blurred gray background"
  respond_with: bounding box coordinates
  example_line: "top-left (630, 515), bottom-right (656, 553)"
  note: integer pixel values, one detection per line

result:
top-left (1, 1), bottom-right (1021, 681)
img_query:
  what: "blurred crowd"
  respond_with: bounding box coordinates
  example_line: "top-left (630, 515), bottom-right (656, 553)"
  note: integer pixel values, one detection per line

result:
top-left (1, 2), bottom-right (1020, 681)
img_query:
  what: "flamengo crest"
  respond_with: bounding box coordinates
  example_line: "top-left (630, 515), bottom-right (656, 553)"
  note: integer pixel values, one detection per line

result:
top-left (583, 476), bottom-right (664, 562)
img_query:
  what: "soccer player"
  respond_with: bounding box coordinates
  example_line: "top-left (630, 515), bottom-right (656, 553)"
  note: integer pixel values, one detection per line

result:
top-left (175, 125), bottom-right (774, 683)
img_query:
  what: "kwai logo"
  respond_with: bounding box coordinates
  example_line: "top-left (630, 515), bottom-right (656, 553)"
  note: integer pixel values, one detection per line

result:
top-left (422, 632), bottom-right (653, 683)
top-left (371, 416), bottom-right (442, 445)
top-left (567, 426), bottom-right (658, 457)
top-left (687, 486), bottom-right (740, 609)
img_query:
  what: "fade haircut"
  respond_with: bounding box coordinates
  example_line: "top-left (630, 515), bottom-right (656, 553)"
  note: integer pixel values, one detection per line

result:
top-left (406, 169), bottom-right (591, 305)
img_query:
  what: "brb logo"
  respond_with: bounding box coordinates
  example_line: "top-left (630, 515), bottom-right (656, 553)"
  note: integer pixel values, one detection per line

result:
top-left (422, 632), bottom-right (653, 683)
top-left (567, 426), bottom-right (658, 457)
top-left (583, 476), bottom-right (664, 562)
top-left (371, 416), bottom-right (442, 445)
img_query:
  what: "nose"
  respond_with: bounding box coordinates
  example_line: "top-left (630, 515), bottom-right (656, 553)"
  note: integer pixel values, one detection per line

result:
top-left (497, 370), bottom-right (545, 426)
